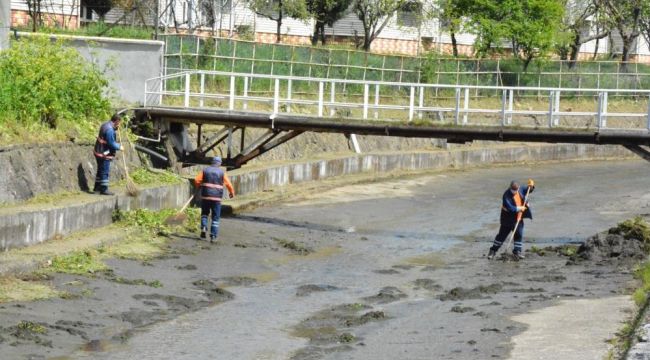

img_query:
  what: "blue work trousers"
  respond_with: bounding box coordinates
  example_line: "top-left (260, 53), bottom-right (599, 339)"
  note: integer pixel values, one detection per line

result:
top-left (490, 220), bottom-right (525, 254)
top-left (94, 157), bottom-right (112, 192)
top-left (201, 200), bottom-right (222, 239)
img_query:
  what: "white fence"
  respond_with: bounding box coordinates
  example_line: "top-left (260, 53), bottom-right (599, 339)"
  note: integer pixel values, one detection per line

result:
top-left (145, 70), bottom-right (650, 131)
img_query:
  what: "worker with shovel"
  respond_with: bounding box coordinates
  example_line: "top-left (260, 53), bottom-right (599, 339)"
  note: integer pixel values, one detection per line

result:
top-left (93, 114), bottom-right (122, 195)
top-left (194, 156), bottom-right (235, 243)
top-left (487, 179), bottom-right (535, 260)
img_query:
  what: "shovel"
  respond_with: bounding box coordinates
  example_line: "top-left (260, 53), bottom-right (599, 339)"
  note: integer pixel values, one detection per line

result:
top-left (500, 185), bottom-right (533, 261)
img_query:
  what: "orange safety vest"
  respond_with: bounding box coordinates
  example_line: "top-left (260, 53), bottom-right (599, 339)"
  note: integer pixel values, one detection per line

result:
top-left (513, 191), bottom-right (523, 221)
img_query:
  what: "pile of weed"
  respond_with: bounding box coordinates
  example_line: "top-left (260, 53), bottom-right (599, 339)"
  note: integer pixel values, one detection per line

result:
top-left (610, 216), bottom-right (650, 251)
top-left (112, 208), bottom-right (175, 235)
top-left (49, 249), bottom-right (108, 275)
top-left (128, 168), bottom-right (183, 186)
top-left (0, 37), bottom-right (111, 144)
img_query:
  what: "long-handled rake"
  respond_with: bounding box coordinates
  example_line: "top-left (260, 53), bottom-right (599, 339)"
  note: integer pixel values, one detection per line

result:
top-left (165, 193), bottom-right (195, 225)
top-left (117, 128), bottom-right (140, 197)
top-left (499, 186), bottom-right (532, 261)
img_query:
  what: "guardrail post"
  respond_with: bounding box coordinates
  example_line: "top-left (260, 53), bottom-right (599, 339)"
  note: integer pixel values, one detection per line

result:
top-left (243, 76), bottom-right (249, 110)
top-left (548, 90), bottom-right (555, 128)
top-left (184, 73), bottom-right (190, 108)
top-left (647, 95), bottom-right (650, 131)
top-left (409, 86), bottom-right (415, 122)
top-left (374, 85), bottom-right (380, 119)
top-left (330, 82), bottom-right (336, 117)
top-left (287, 79), bottom-right (292, 113)
top-left (418, 86), bottom-right (424, 120)
top-left (318, 81), bottom-right (324, 117)
top-left (229, 75), bottom-right (235, 110)
top-left (454, 88), bottom-right (461, 125)
top-left (463, 88), bottom-right (469, 124)
top-left (596, 91), bottom-right (607, 129)
top-left (199, 73), bottom-right (205, 108)
top-left (597, 92), bottom-right (606, 129)
top-left (273, 78), bottom-right (280, 115)
top-left (363, 84), bottom-right (369, 119)
top-left (501, 89), bottom-right (507, 126)
top-left (507, 89), bottom-right (513, 124)
top-left (554, 90), bottom-right (560, 126)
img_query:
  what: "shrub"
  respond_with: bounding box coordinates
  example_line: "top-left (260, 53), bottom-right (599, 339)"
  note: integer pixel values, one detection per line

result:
top-left (0, 36), bottom-right (111, 142)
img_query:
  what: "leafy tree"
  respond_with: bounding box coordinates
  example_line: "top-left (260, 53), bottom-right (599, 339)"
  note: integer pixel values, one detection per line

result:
top-left (601, 0), bottom-right (646, 67)
top-left (556, 0), bottom-right (609, 67)
top-left (436, 0), bottom-right (469, 57)
top-left (467, 0), bottom-right (565, 70)
top-left (249, 0), bottom-right (308, 42)
top-left (354, 0), bottom-right (406, 51)
top-left (307, 0), bottom-right (352, 45)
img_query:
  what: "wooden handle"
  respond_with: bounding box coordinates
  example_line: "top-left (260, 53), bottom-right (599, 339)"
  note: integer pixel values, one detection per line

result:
top-left (117, 129), bottom-right (129, 177)
top-left (178, 195), bottom-right (194, 213)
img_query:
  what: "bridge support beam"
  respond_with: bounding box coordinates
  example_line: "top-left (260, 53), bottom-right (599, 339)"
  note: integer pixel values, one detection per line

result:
top-left (623, 144), bottom-right (650, 163)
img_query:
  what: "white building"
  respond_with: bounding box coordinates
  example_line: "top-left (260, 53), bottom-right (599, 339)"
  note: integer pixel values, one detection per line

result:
top-left (9, 0), bottom-right (650, 60)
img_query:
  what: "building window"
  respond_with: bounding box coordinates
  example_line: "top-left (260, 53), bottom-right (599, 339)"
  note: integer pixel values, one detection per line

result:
top-left (397, 1), bottom-right (422, 28)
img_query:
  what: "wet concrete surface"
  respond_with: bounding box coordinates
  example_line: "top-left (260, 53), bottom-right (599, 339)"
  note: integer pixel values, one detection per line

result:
top-left (1, 160), bottom-right (649, 359)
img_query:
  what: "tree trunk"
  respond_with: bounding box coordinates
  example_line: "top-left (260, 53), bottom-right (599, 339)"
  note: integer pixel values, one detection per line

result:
top-left (276, 0), bottom-right (283, 43)
top-left (450, 30), bottom-right (458, 57)
top-left (363, 32), bottom-right (371, 51)
top-left (621, 36), bottom-right (632, 72)
top-left (311, 22), bottom-right (319, 45)
top-left (320, 23), bottom-right (326, 44)
top-left (568, 33), bottom-right (581, 69)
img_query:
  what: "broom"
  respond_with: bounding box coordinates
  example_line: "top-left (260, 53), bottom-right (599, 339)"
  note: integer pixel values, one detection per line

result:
top-left (165, 193), bottom-right (195, 225)
top-left (117, 128), bottom-right (140, 197)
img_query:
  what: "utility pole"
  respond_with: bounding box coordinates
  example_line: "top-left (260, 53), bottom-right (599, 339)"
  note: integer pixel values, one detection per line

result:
top-left (0, 0), bottom-right (9, 50)
top-left (154, 0), bottom-right (160, 39)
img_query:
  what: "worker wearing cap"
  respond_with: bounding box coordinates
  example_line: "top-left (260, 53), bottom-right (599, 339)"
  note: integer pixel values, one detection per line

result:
top-left (93, 114), bottom-right (122, 195)
top-left (487, 179), bottom-right (535, 260)
top-left (194, 156), bottom-right (235, 242)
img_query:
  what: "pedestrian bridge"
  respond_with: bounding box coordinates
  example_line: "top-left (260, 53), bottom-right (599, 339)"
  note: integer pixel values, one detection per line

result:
top-left (133, 70), bottom-right (650, 168)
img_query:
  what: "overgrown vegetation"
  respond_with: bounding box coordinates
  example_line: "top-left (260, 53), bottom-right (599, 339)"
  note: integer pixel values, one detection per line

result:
top-left (0, 37), bottom-right (111, 145)
top-left (23, 22), bottom-right (154, 40)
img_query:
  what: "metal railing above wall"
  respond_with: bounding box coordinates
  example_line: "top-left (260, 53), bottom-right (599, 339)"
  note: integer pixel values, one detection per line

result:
top-left (144, 70), bottom-right (650, 132)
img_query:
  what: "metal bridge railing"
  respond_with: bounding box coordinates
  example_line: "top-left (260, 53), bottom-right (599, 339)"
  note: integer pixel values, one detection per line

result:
top-left (144, 70), bottom-right (650, 132)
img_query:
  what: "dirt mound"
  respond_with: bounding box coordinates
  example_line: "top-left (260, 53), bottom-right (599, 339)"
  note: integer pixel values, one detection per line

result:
top-left (296, 284), bottom-right (339, 297)
top-left (362, 287), bottom-right (407, 304)
top-left (439, 284), bottom-right (503, 301)
top-left (569, 217), bottom-right (650, 264)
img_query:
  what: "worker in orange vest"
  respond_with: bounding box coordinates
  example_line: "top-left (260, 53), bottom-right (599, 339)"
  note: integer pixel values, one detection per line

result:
top-left (487, 179), bottom-right (535, 260)
top-left (194, 157), bottom-right (235, 243)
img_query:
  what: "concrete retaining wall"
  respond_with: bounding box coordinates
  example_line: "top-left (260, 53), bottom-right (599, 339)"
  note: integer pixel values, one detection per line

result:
top-left (0, 183), bottom-right (191, 251)
top-left (0, 143), bottom-right (634, 251)
top-left (229, 144), bottom-right (632, 196)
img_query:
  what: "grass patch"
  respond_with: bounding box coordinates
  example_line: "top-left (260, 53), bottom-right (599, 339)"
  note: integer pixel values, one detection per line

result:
top-left (528, 245), bottom-right (545, 256)
top-left (48, 249), bottom-right (108, 275)
top-left (0, 277), bottom-right (60, 303)
top-left (16, 320), bottom-right (48, 334)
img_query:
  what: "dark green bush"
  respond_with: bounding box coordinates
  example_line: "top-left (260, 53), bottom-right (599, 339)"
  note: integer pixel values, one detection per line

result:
top-left (0, 37), bottom-right (111, 142)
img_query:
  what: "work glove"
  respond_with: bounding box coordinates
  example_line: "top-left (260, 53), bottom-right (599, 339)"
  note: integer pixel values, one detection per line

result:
top-left (527, 179), bottom-right (535, 187)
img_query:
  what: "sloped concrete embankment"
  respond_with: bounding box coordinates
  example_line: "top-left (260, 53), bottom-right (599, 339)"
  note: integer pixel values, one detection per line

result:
top-left (0, 143), bottom-right (632, 251)
top-left (0, 142), bottom-right (141, 204)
